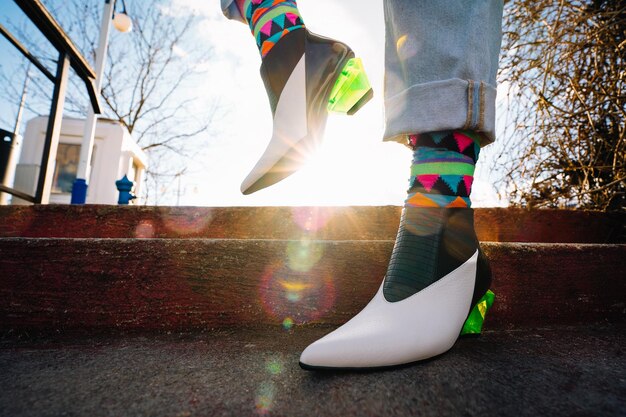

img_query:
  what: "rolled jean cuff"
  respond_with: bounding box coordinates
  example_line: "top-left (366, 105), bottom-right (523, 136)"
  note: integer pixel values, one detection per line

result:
top-left (383, 78), bottom-right (497, 147)
top-left (221, 0), bottom-right (246, 23)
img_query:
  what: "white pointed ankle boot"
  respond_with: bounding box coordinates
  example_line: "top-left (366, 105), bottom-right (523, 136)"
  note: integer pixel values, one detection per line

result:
top-left (241, 28), bottom-right (373, 195)
top-left (299, 208), bottom-right (495, 370)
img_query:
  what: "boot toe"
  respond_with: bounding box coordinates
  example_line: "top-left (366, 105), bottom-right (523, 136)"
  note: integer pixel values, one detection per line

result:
top-left (299, 252), bottom-right (480, 370)
top-left (299, 328), bottom-right (374, 369)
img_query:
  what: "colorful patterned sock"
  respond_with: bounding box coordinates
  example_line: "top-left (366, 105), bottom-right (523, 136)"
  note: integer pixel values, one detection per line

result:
top-left (381, 130), bottom-right (484, 302)
top-left (405, 130), bottom-right (483, 208)
top-left (239, 0), bottom-right (305, 58)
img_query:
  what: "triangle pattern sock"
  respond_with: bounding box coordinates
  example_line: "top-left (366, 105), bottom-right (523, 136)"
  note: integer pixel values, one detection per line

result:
top-left (240, 0), bottom-right (305, 58)
top-left (406, 130), bottom-right (482, 208)
top-left (382, 130), bottom-right (485, 302)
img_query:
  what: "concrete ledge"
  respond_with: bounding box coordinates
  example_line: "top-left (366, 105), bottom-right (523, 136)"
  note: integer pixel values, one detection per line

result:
top-left (1, 325), bottom-right (624, 417)
top-left (1, 238), bottom-right (623, 332)
top-left (0, 205), bottom-right (624, 242)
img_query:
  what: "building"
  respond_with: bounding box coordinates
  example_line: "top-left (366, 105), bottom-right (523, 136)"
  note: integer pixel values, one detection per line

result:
top-left (11, 116), bottom-right (147, 204)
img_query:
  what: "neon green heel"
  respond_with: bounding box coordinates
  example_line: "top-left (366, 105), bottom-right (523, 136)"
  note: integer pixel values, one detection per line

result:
top-left (460, 290), bottom-right (495, 336)
top-left (327, 58), bottom-right (373, 115)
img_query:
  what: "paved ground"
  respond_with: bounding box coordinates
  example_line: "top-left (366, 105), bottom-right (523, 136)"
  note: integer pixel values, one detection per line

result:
top-left (0, 324), bottom-right (624, 417)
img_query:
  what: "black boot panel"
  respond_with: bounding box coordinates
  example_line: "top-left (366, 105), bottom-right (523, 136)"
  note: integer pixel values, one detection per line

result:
top-left (304, 31), bottom-right (352, 106)
top-left (259, 28), bottom-right (306, 115)
top-left (259, 29), bottom-right (352, 140)
top-left (383, 209), bottom-right (441, 302)
top-left (436, 209), bottom-right (479, 280)
top-left (383, 208), bottom-right (480, 303)
top-left (471, 248), bottom-right (493, 309)
top-left (304, 31), bottom-right (353, 142)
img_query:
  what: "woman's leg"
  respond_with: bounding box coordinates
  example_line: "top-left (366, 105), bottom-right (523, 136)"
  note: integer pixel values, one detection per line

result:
top-left (221, 0), bottom-right (373, 195)
top-left (383, 0), bottom-right (503, 144)
top-left (382, 0), bottom-right (503, 300)
top-left (300, 0), bottom-right (503, 370)
top-left (223, 0), bottom-right (304, 58)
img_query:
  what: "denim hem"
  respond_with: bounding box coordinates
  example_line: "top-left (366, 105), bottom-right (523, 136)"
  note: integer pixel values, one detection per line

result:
top-left (382, 78), bottom-right (497, 148)
top-left (221, 0), bottom-right (246, 23)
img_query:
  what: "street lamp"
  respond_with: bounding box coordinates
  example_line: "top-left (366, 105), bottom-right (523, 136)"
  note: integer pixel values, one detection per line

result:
top-left (71, 0), bottom-right (132, 204)
top-left (112, 2), bottom-right (133, 33)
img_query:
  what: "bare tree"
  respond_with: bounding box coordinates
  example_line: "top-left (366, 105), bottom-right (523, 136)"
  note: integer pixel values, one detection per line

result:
top-left (1, 0), bottom-right (218, 204)
top-left (497, 0), bottom-right (625, 211)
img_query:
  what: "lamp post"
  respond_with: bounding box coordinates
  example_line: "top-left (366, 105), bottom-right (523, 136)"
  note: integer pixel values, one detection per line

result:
top-left (0, 66), bottom-right (30, 205)
top-left (71, 0), bottom-right (132, 204)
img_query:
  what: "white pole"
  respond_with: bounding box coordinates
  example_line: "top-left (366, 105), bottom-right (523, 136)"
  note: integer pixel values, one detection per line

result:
top-left (71, 0), bottom-right (114, 204)
top-left (0, 66), bottom-right (30, 205)
top-left (13, 65), bottom-right (30, 137)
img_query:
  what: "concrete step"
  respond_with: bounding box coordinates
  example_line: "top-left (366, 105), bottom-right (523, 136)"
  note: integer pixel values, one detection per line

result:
top-left (1, 205), bottom-right (624, 242)
top-left (1, 324), bottom-right (624, 417)
top-left (1, 237), bottom-right (624, 332)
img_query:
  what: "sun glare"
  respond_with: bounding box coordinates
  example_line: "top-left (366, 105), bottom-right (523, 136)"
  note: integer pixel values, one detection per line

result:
top-left (168, 0), bottom-right (503, 207)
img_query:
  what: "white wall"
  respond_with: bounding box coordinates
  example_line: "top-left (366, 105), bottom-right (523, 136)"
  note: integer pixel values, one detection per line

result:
top-left (11, 116), bottom-right (148, 205)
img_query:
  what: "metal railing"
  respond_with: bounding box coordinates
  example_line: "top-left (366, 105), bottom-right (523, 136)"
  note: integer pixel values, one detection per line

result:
top-left (0, 0), bottom-right (100, 204)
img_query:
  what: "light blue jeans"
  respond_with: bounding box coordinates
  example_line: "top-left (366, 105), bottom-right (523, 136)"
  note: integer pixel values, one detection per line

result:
top-left (222, 0), bottom-right (504, 146)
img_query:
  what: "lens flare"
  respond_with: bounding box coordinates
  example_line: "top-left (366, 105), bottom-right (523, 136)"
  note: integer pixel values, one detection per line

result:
top-left (255, 382), bottom-right (275, 415)
top-left (402, 209), bottom-right (445, 237)
top-left (396, 34), bottom-right (418, 60)
top-left (266, 357), bottom-right (283, 375)
top-left (291, 207), bottom-right (334, 232)
top-left (134, 220), bottom-right (155, 238)
top-left (160, 208), bottom-right (213, 236)
top-left (282, 317), bottom-right (294, 330)
top-left (286, 238), bottom-right (324, 272)
top-left (259, 263), bottom-right (336, 324)
top-left (286, 291), bottom-right (301, 302)
top-left (279, 281), bottom-right (312, 291)
top-left (442, 209), bottom-right (476, 259)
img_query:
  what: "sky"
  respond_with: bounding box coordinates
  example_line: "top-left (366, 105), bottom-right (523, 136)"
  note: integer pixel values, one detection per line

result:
top-left (169, 0), bottom-right (409, 206)
top-left (162, 0), bottom-right (509, 207)
top-left (0, 1), bottom-right (58, 130)
top-left (0, 0), bottom-right (509, 207)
